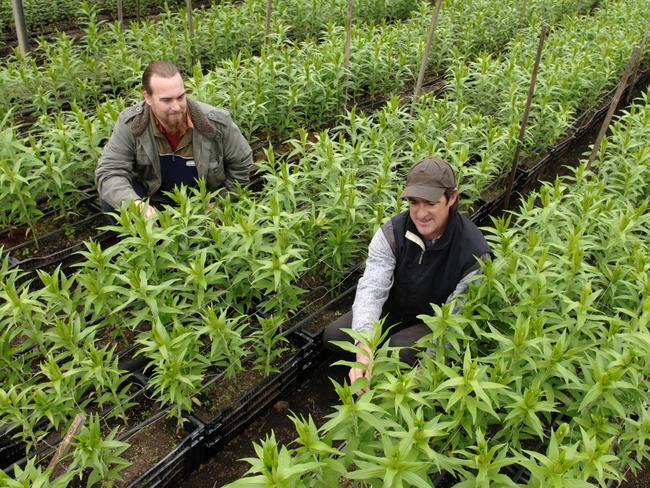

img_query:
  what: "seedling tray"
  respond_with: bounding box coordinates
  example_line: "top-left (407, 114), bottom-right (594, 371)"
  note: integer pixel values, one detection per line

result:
top-left (121, 412), bottom-right (205, 488)
top-left (0, 432), bottom-right (26, 470)
top-left (286, 284), bottom-right (357, 344)
top-left (2, 376), bottom-right (147, 475)
top-left (195, 330), bottom-right (316, 454)
top-left (2, 197), bottom-right (116, 274)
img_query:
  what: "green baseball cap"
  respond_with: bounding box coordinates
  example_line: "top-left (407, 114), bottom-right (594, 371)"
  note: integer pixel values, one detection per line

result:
top-left (400, 158), bottom-right (456, 202)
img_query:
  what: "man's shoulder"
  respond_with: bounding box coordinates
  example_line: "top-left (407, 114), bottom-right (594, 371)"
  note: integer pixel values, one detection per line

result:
top-left (188, 99), bottom-right (232, 124)
top-left (380, 211), bottom-right (409, 255)
top-left (454, 213), bottom-right (490, 250)
top-left (187, 99), bottom-right (238, 139)
top-left (118, 102), bottom-right (147, 123)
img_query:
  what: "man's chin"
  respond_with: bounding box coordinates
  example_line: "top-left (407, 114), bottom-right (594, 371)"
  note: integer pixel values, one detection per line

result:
top-left (415, 223), bottom-right (434, 234)
top-left (166, 116), bottom-right (185, 131)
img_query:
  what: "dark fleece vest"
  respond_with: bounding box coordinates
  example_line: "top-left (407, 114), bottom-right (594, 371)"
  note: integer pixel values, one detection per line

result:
top-left (380, 211), bottom-right (491, 328)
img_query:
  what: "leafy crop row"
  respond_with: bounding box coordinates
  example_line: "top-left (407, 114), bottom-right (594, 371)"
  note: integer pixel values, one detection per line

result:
top-left (225, 86), bottom-right (650, 488)
top-left (1, 0), bottom-right (649, 484)
top-left (1, 0), bottom-right (647, 444)
top-left (0, 0), bottom-right (419, 116)
top-left (0, 0), bottom-right (187, 36)
top-left (0, 0), bottom-right (615, 232)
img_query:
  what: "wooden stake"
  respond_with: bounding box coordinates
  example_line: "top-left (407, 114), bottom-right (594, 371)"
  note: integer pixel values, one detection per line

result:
top-left (520, 0), bottom-right (528, 26)
top-left (344, 0), bottom-right (353, 101)
top-left (11, 0), bottom-right (29, 54)
top-left (411, 0), bottom-right (442, 111)
top-left (186, 0), bottom-right (195, 65)
top-left (626, 17), bottom-right (650, 104)
top-left (48, 413), bottom-right (86, 473)
top-left (503, 24), bottom-right (548, 210)
top-left (576, 0), bottom-right (582, 13)
top-left (117, 0), bottom-right (123, 26)
top-left (264, 0), bottom-right (273, 47)
top-left (586, 46), bottom-right (642, 172)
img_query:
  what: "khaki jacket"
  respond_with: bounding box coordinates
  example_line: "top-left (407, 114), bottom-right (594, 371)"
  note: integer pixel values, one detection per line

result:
top-left (95, 99), bottom-right (253, 209)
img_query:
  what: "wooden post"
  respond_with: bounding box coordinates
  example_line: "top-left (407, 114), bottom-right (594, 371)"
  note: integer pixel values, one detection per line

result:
top-left (264, 0), bottom-right (273, 47)
top-left (117, 0), bottom-right (123, 25)
top-left (11, 0), bottom-right (29, 54)
top-left (136, 0), bottom-right (140, 22)
top-left (586, 46), bottom-right (642, 172)
top-left (344, 0), bottom-right (353, 100)
top-left (48, 413), bottom-right (86, 473)
top-left (186, 0), bottom-right (195, 65)
top-left (576, 0), bottom-right (582, 13)
top-left (626, 17), bottom-right (650, 104)
top-left (520, 0), bottom-right (528, 25)
top-left (411, 0), bottom-right (442, 111)
top-left (503, 24), bottom-right (548, 210)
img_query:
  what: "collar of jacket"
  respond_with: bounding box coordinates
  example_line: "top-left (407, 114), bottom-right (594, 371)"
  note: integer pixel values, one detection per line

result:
top-left (404, 212), bottom-right (458, 252)
top-left (130, 98), bottom-right (218, 139)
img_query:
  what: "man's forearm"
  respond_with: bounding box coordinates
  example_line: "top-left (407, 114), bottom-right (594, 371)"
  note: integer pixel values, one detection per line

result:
top-left (351, 230), bottom-right (396, 333)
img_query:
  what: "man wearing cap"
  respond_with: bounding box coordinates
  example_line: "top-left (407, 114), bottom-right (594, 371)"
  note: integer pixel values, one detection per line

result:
top-left (96, 60), bottom-right (253, 218)
top-left (323, 158), bottom-right (491, 384)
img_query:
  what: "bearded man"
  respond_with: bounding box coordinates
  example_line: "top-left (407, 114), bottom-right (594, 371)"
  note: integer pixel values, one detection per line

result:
top-left (95, 61), bottom-right (252, 218)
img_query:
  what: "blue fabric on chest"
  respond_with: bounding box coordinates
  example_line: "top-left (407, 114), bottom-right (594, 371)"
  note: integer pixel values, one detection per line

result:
top-left (159, 153), bottom-right (199, 192)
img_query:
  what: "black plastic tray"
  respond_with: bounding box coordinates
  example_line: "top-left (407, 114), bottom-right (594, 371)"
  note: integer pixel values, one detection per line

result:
top-left (123, 412), bottom-right (205, 488)
top-left (0, 436), bottom-right (25, 471)
top-left (2, 194), bottom-right (117, 274)
top-left (286, 284), bottom-right (357, 343)
top-left (2, 376), bottom-right (147, 475)
top-left (195, 330), bottom-right (316, 454)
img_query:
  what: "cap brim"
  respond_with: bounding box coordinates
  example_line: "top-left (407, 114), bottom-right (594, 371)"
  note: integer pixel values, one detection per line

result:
top-left (400, 185), bottom-right (445, 202)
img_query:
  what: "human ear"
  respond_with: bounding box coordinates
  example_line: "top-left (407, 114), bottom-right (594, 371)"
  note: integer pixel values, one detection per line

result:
top-left (448, 189), bottom-right (459, 206)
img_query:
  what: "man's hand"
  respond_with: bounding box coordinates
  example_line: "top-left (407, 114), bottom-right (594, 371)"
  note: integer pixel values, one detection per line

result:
top-left (134, 199), bottom-right (157, 219)
top-left (349, 342), bottom-right (372, 393)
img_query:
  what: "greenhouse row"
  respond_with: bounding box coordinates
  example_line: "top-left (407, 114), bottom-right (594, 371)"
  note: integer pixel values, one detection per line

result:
top-left (1, 0), bottom-right (649, 486)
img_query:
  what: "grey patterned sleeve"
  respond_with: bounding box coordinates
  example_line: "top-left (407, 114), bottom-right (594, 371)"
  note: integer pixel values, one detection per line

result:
top-left (351, 229), bottom-right (396, 333)
top-left (445, 253), bottom-right (491, 313)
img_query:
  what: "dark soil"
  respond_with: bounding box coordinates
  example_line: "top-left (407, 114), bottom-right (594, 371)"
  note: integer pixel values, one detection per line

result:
top-left (194, 347), bottom-right (295, 421)
top-left (2, 203), bottom-right (105, 261)
top-left (181, 352), bottom-right (347, 488)
top-left (619, 461), bottom-right (650, 488)
top-left (300, 293), bottom-right (353, 335)
top-left (114, 414), bottom-right (187, 488)
top-left (91, 388), bottom-right (191, 487)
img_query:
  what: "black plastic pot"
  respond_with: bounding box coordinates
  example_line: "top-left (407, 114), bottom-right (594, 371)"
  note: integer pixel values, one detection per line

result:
top-left (7, 228), bottom-right (116, 271)
top-left (2, 195), bottom-right (116, 274)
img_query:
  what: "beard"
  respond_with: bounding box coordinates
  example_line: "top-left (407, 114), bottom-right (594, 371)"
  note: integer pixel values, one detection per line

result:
top-left (164, 111), bottom-right (186, 134)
